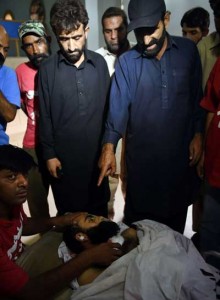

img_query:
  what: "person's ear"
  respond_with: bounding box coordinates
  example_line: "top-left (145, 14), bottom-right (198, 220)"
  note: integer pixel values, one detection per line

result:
top-left (85, 26), bottom-right (90, 39)
top-left (164, 11), bottom-right (171, 29)
top-left (75, 232), bottom-right (88, 242)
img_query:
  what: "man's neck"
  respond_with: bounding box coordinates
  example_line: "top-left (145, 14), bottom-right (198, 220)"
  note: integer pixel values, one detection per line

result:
top-left (156, 36), bottom-right (168, 60)
top-left (74, 53), bottom-right (85, 68)
top-left (117, 39), bottom-right (130, 57)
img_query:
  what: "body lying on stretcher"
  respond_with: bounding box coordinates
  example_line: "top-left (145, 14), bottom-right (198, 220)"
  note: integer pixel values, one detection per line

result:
top-left (58, 213), bottom-right (220, 300)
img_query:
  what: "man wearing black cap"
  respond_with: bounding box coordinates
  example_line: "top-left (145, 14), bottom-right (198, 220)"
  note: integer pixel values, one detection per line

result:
top-left (16, 20), bottom-right (51, 219)
top-left (98, 0), bottom-right (205, 233)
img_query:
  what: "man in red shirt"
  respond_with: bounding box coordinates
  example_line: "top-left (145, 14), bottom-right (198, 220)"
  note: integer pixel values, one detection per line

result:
top-left (16, 20), bottom-right (51, 219)
top-left (0, 144), bottom-right (122, 299)
top-left (198, 57), bottom-right (220, 269)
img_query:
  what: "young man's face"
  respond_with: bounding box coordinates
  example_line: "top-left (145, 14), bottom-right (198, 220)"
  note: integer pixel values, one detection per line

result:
top-left (22, 34), bottom-right (50, 68)
top-left (0, 170), bottom-right (28, 207)
top-left (182, 24), bottom-right (204, 44)
top-left (73, 212), bottom-right (107, 231)
top-left (134, 20), bottom-right (166, 58)
top-left (73, 212), bottom-right (119, 245)
top-left (103, 16), bottom-right (128, 55)
top-left (57, 23), bottom-right (89, 65)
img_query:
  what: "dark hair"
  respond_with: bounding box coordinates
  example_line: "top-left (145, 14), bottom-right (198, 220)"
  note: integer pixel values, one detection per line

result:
top-left (209, 0), bottom-right (220, 17)
top-left (101, 7), bottom-right (128, 28)
top-left (63, 221), bottom-right (120, 254)
top-left (180, 7), bottom-right (210, 32)
top-left (29, 0), bottom-right (46, 21)
top-left (50, 0), bottom-right (89, 35)
top-left (63, 225), bottom-right (84, 254)
top-left (3, 9), bottom-right (15, 20)
top-left (0, 145), bottom-right (35, 174)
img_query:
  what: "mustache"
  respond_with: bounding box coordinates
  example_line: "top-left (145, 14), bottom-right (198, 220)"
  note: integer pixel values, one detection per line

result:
top-left (29, 53), bottom-right (49, 61)
top-left (144, 37), bottom-right (159, 48)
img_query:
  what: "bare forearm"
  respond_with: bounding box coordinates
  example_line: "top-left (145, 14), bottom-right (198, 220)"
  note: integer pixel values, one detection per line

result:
top-left (23, 216), bottom-right (71, 235)
top-left (0, 90), bottom-right (17, 122)
top-left (17, 252), bottom-right (95, 299)
top-left (16, 243), bottom-right (122, 299)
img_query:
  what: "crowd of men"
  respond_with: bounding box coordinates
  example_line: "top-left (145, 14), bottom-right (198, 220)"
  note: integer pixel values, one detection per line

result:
top-left (0, 0), bottom-right (220, 298)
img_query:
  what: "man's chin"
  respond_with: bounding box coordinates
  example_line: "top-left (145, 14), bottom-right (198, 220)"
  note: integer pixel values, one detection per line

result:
top-left (109, 45), bottom-right (119, 54)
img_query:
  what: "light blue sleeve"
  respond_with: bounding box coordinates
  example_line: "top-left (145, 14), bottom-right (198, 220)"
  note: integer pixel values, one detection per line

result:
top-left (1, 66), bottom-right (21, 108)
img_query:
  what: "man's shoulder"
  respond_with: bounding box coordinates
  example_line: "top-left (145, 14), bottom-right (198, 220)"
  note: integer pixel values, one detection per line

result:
top-left (95, 47), bottom-right (106, 56)
top-left (198, 31), bottom-right (220, 49)
top-left (0, 64), bottom-right (16, 77)
top-left (171, 35), bottom-right (196, 49)
top-left (16, 62), bottom-right (32, 73)
top-left (87, 49), bottom-right (108, 65)
top-left (40, 52), bottom-right (59, 69)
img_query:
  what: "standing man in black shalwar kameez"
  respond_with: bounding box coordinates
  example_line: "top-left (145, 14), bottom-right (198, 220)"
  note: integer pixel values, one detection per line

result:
top-left (38, 0), bottom-right (110, 216)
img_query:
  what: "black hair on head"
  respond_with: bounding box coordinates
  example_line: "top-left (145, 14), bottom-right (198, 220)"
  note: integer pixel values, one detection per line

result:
top-left (50, 0), bottom-right (89, 35)
top-left (86, 221), bottom-right (120, 244)
top-left (180, 7), bottom-right (210, 32)
top-left (0, 144), bottom-right (36, 174)
top-left (102, 7), bottom-right (128, 28)
top-left (63, 225), bottom-right (84, 254)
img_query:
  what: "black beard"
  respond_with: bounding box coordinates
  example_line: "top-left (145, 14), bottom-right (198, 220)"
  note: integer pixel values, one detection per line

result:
top-left (61, 48), bottom-right (83, 64)
top-left (29, 53), bottom-right (49, 69)
top-left (86, 221), bottom-right (120, 244)
top-left (0, 53), bottom-right (5, 67)
top-left (140, 27), bottom-right (166, 58)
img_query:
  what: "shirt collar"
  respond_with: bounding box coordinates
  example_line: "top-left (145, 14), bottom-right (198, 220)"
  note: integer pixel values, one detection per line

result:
top-left (58, 48), bottom-right (96, 68)
top-left (102, 47), bottom-right (117, 58)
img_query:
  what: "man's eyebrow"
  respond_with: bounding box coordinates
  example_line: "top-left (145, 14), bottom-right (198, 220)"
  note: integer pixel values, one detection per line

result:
top-left (23, 37), bottom-right (43, 45)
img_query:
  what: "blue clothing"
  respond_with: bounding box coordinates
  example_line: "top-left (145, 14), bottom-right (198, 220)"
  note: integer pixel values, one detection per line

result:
top-left (0, 65), bottom-right (20, 144)
top-left (103, 35), bottom-right (204, 220)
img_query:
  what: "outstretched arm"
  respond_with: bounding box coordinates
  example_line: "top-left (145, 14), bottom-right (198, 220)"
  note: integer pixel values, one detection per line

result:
top-left (16, 242), bottom-right (122, 300)
top-left (97, 143), bottom-right (116, 186)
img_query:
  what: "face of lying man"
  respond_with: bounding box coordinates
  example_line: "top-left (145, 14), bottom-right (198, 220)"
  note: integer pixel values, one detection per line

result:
top-left (73, 213), bottom-right (120, 244)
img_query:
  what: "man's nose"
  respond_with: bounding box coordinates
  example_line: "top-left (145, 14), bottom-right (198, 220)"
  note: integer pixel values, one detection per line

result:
top-left (68, 39), bottom-right (76, 51)
top-left (17, 174), bottom-right (28, 187)
top-left (111, 30), bottom-right (118, 40)
top-left (32, 43), bottom-right (39, 54)
top-left (143, 35), bottom-right (151, 45)
top-left (0, 48), bottom-right (4, 56)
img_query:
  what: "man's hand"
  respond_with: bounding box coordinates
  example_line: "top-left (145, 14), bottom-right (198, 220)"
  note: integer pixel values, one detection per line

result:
top-left (97, 143), bottom-right (116, 186)
top-left (86, 242), bottom-right (122, 266)
top-left (189, 133), bottom-right (203, 166)
top-left (51, 212), bottom-right (83, 231)
top-left (47, 158), bottom-right (62, 178)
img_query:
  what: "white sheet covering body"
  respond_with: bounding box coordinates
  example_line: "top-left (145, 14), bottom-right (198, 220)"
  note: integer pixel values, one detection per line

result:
top-left (71, 220), bottom-right (220, 300)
